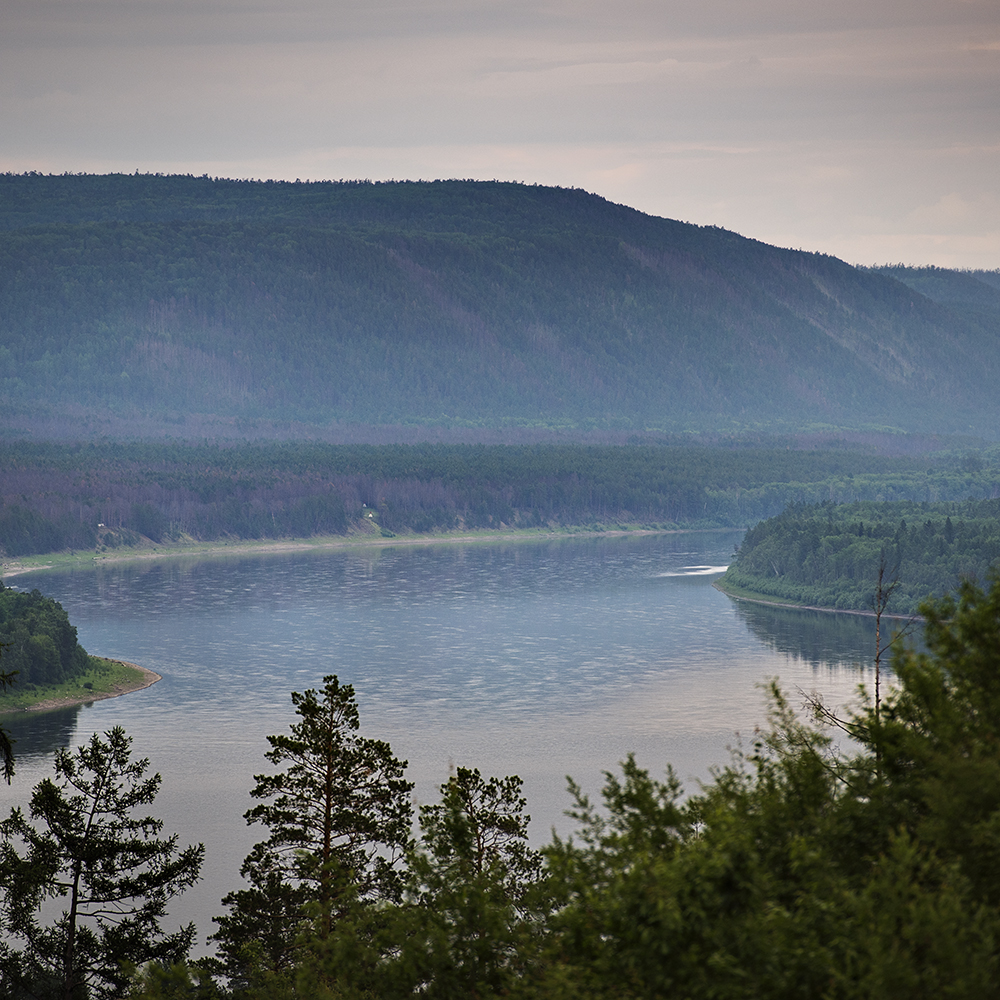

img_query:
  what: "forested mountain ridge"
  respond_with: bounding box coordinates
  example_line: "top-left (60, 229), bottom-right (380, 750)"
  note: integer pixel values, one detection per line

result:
top-left (2, 173), bottom-right (999, 439)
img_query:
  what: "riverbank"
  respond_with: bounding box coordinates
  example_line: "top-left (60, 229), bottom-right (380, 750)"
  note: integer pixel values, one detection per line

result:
top-left (0, 658), bottom-right (161, 715)
top-left (0, 524), bottom-right (721, 579)
top-left (713, 577), bottom-right (917, 621)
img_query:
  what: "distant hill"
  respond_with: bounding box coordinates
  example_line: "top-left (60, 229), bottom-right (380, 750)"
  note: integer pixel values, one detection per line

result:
top-left (871, 265), bottom-right (1000, 328)
top-left (2, 173), bottom-right (999, 440)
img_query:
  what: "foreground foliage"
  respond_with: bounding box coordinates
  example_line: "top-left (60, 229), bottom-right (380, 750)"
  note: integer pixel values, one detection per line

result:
top-left (303, 767), bottom-right (546, 999)
top-left (209, 676), bottom-right (413, 991)
top-left (536, 574), bottom-right (1000, 998)
top-left (314, 577), bottom-right (1000, 995)
top-left (0, 645), bottom-right (13, 782)
top-left (0, 727), bottom-right (204, 1000)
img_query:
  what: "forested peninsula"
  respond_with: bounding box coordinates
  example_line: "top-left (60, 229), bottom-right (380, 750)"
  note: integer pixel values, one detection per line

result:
top-left (0, 581), bottom-right (153, 713)
top-left (719, 499), bottom-right (1000, 615)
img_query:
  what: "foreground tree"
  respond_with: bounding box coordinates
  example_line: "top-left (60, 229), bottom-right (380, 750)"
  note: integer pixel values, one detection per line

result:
top-left (541, 575), bottom-right (1000, 999)
top-left (210, 675), bottom-right (413, 990)
top-left (303, 766), bottom-right (546, 999)
top-left (0, 726), bottom-right (204, 1000)
top-left (873, 570), bottom-right (1000, 907)
top-left (397, 768), bottom-right (546, 997)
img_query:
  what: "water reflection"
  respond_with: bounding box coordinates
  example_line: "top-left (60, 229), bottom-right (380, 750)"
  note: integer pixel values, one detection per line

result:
top-left (731, 596), bottom-right (921, 675)
top-left (732, 599), bottom-right (876, 671)
top-left (1, 705), bottom-right (83, 759)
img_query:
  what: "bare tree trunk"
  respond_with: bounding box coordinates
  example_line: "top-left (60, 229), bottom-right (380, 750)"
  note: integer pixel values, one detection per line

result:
top-left (872, 550), bottom-right (900, 776)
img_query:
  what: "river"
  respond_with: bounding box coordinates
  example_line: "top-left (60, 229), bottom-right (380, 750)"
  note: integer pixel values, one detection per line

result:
top-left (1, 530), bottom-right (885, 953)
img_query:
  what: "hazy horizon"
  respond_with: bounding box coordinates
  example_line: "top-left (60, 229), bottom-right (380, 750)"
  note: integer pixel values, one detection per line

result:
top-left (2, 0), bottom-right (998, 269)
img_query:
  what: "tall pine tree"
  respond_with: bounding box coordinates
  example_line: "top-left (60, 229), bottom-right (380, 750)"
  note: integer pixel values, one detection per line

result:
top-left (209, 675), bottom-right (412, 989)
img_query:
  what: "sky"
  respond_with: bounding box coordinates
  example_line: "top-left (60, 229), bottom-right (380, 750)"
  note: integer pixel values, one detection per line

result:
top-left (2, 0), bottom-right (998, 268)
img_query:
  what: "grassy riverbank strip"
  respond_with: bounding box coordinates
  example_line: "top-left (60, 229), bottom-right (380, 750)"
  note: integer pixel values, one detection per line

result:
top-left (0, 657), bottom-right (160, 715)
top-left (713, 575), bottom-right (916, 620)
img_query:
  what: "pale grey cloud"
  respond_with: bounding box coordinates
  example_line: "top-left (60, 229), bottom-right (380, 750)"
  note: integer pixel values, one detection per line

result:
top-left (2, 0), bottom-right (998, 265)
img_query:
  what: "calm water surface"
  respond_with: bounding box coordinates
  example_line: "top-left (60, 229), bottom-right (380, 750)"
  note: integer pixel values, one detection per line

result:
top-left (1, 531), bottom-right (882, 951)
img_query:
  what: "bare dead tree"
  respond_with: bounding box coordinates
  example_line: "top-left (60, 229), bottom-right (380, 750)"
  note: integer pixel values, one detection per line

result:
top-left (801, 551), bottom-right (914, 782)
top-left (872, 548), bottom-right (901, 729)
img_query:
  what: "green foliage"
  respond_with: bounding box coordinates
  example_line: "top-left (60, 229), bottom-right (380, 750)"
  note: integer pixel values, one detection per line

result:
top-left (840, 831), bottom-right (1000, 999)
top-left (536, 577), bottom-right (1000, 999)
top-left (874, 573), bottom-right (1000, 907)
top-left (0, 727), bottom-right (204, 1000)
top-left (0, 581), bottom-right (93, 688)
top-left (209, 676), bottom-right (412, 989)
top-left (127, 962), bottom-right (224, 1000)
top-left (49, 572), bottom-right (1000, 997)
top-left (0, 643), bottom-right (13, 783)
top-left (131, 503), bottom-right (169, 544)
top-left (4, 438), bottom-right (1000, 555)
top-left (722, 498), bottom-right (1000, 613)
top-left (0, 505), bottom-right (95, 557)
top-left (121, 572), bottom-right (1000, 996)
top-left (318, 767), bottom-right (546, 999)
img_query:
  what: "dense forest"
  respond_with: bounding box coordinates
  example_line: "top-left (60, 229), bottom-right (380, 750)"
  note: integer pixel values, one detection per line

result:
top-left (3, 173), bottom-right (1000, 439)
top-left (2, 440), bottom-right (1000, 558)
top-left (720, 498), bottom-right (1000, 614)
top-left (5, 578), bottom-right (1000, 998)
top-left (0, 582), bottom-right (96, 689)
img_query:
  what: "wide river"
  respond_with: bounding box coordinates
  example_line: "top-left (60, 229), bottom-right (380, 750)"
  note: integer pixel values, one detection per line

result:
top-left (1, 530), bottom-right (884, 953)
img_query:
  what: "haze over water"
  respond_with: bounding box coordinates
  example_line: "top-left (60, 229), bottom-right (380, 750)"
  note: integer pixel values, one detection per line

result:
top-left (1, 531), bottom-right (883, 950)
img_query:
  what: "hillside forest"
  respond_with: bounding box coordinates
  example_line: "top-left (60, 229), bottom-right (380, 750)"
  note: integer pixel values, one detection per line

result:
top-left (3, 173), bottom-right (1000, 438)
top-left (4, 577), bottom-right (1000, 998)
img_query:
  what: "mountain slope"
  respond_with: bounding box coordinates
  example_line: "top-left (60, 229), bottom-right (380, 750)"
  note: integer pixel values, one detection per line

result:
top-left (1, 175), bottom-right (997, 438)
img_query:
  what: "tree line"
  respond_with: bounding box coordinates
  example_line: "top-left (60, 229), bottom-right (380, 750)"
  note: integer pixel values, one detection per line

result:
top-left (3, 440), bottom-right (1000, 558)
top-left (721, 498), bottom-right (1000, 613)
top-left (5, 575), bottom-right (1000, 996)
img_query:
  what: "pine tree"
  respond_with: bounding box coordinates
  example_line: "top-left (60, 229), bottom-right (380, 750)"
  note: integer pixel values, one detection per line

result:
top-left (312, 767), bottom-right (547, 1000)
top-left (0, 727), bottom-right (203, 1000)
top-left (209, 675), bottom-right (412, 988)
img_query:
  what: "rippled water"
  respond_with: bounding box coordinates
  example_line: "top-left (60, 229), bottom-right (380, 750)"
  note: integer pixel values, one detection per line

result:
top-left (1, 531), bottom-right (882, 952)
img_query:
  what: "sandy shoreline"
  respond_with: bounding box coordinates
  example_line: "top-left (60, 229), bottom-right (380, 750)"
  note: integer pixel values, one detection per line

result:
top-left (7, 660), bottom-right (162, 714)
top-left (0, 526), bottom-right (714, 579)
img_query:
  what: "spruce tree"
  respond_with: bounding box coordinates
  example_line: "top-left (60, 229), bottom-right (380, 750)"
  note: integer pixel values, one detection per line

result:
top-left (209, 675), bottom-right (412, 988)
top-left (0, 727), bottom-right (203, 1000)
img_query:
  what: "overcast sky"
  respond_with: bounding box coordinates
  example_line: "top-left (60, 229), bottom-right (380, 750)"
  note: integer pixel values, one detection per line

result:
top-left (3, 0), bottom-right (998, 267)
